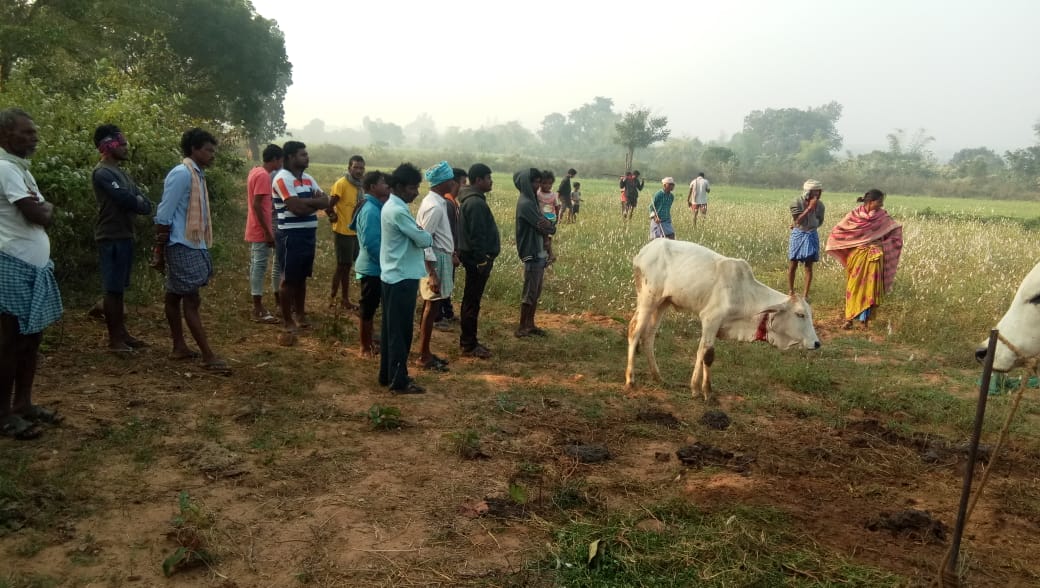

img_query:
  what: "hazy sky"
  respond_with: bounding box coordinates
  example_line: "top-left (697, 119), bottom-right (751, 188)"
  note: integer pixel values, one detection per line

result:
top-left (250, 0), bottom-right (1040, 156)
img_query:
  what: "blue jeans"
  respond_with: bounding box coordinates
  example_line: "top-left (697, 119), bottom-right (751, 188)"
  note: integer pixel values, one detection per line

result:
top-left (249, 242), bottom-right (280, 296)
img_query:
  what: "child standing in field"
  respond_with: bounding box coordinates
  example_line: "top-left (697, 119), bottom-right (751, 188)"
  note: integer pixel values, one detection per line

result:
top-left (537, 170), bottom-right (558, 265)
top-left (571, 182), bottom-right (582, 220)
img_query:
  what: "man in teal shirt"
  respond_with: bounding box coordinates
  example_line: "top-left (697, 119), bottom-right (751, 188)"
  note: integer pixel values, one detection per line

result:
top-left (379, 163), bottom-right (432, 394)
top-left (650, 177), bottom-right (677, 240)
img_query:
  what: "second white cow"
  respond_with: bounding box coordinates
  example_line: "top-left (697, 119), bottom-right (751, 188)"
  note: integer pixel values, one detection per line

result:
top-left (976, 260), bottom-right (1040, 372)
top-left (625, 239), bottom-right (821, 400)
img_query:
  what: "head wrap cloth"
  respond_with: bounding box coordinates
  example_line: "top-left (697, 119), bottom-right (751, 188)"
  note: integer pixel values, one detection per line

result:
top-left (425, 161), bottom-right (454, 186)
top-left (98, 133), bottom-right (127, 156)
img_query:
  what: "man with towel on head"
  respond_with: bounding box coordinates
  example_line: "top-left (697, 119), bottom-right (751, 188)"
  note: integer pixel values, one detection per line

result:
top-left (415, 161), bottom-right (456, 372)
top-left (787, 179), bottom-right (826, 300)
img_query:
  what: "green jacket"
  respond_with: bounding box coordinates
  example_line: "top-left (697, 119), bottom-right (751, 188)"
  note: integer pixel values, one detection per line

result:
top-left (457, 185), bottom-right (500, 267)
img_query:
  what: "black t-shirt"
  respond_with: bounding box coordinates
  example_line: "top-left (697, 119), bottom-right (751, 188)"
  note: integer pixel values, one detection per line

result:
top-left (558, 176), bottom-right (572, 199)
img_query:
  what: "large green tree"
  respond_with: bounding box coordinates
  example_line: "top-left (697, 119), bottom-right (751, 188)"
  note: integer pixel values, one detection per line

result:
top-left (735, 101), bottom-right (843, 166)
top-left (614, 108), bottom-right (670, 171)
top-left (1, 0), bottom-right (292, 151)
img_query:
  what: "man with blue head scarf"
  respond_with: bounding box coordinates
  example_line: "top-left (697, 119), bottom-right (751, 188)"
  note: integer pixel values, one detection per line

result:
top-left (415, 161), bottom-right (457, 371)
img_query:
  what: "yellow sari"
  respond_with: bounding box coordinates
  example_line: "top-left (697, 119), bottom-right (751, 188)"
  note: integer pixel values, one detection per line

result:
top-left (844, 244), bottom-right (884, 321)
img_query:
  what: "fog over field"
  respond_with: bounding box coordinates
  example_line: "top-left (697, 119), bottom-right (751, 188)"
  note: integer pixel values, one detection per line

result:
top-left (251, 0), bottom-right (1040, 157)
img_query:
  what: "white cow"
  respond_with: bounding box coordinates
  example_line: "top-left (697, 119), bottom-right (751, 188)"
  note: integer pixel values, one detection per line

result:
top-left (625, 239), bottom-right (821, 400)
top-left (976, 260), bottom-right (1040, 372)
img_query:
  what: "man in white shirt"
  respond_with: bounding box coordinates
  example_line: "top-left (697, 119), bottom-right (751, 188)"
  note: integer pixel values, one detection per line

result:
top-left (415, 161), bottom-right (457, 372)
top-left (0, 108), bottom-right (63, 440)
top-left (687, 172), bottom-right (711, 227)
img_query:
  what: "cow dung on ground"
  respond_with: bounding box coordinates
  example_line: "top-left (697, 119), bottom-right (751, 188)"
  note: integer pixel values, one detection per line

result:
top-left (636, 409), bottom-right (682, 428)
top-left (699, 409), bottom-right (731, 430)
top-left (564, 444), bottom-right (612, 463)
top-left (865, 509), bottom-right (948, 543)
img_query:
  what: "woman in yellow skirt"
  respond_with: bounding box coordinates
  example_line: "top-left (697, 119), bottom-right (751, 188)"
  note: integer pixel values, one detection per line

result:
top-left (825, 189), bottom-right (903, 329)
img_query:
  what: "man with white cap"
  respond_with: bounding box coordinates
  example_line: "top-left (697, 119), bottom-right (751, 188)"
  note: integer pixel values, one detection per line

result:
top-left (415, 161), bottom-right (456, 372)
top-left (650, 177), bottom-right (677, 240)
top-left (788, 179), bottom-right (826, 299)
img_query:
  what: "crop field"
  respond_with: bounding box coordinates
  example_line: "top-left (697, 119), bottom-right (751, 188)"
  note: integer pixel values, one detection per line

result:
top-left (3, 167), bottom-right (1040, 587)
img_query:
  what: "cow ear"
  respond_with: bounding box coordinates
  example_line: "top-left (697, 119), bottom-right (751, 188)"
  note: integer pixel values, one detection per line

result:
top-left (759, 302), bottom-right (786, 315)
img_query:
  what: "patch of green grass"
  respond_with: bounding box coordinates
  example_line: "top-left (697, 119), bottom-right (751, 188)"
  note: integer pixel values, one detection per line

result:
top-left (367, 404), bottom-right (402, 431)
top-left (9, 531), bottom-right (46, 558)
top-left (446, 429), bottom-right (483, 458)
top-left (539, 500), bottom-right (903, 587)
top-left (196, 413), bottom-right (225, 442)
top-left (0, 574), bottom-right (60, 588)
top-left (98, 417), bottom-right (165, 466)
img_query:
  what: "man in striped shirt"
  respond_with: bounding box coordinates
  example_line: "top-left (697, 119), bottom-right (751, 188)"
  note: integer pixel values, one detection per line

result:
top-left (272, 141), bottom-right (329, 345)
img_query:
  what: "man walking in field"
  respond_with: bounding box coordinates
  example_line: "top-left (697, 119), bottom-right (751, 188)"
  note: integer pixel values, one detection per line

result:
top-left (558, 168), bottom-right (577, 223)
top-left (621, 170), bottom-right (644, 221)
top-left (272, 141), bottom-right (330, 345)
top-left (788, 179), bottom-right (826, 299)
top-left (457, 163), bottom-right (498, 359)
top-left (328, 155), bottom-right (366, 312)
top-left (152, 128), bottom-right (228, 373)
top-left (92, 124), bottom-right (153, 351)
top-left (0, 108), bottom-right (63, 440)
top-left (244, 143), bottom-right (283, 324)
top-left (687, 172), bottom-right (710, 227)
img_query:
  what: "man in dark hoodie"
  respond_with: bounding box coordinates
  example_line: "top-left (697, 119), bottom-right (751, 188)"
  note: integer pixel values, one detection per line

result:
top-left (513, 168), bottom-right (556, 337)
top-left (457, 163), bottom-right (499, 358)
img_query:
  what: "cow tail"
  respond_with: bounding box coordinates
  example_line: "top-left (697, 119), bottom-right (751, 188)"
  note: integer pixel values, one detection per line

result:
top-left (633, 265), bottom-right (643, 296)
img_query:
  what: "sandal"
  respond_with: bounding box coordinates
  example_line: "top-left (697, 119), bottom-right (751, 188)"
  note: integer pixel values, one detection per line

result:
top-left (169, 349), bottom-right (201, 361)
top-left (416, 357), bottom-right (449, 372)
top-left (0, 414), bottom-right (42, 440)
top-left (202, 359), bottom-right (232, 375)
top-left (23, 405), bottom-right (63, 425)
top-left (252, 311), bottom-right (280, 324)
top-left (124, 336), bottom-right (148, 349)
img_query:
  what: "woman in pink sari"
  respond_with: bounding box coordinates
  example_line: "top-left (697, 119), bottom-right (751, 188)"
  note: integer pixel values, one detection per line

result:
top-left (825, 189), bottom-right (903, 329)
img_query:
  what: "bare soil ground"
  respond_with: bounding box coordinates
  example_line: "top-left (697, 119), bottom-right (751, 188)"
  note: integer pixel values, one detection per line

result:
top-left (3, 302), bottom-right (1039, 587)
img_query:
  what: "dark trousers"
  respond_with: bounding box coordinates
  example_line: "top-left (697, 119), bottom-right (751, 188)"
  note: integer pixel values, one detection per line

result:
top-left (379, 279), bottom-right (418, 389)
top-left (521, 259), bottom-right (546, 306)
top-left (460, 261), bottom-right (493, 350)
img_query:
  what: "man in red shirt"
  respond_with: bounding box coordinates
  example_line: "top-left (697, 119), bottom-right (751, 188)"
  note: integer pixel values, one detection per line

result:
top-left (244, 144), bottom-right (283, 323)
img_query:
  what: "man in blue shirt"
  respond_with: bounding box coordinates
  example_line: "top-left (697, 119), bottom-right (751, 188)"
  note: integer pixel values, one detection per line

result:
top-left (151, 128), bottom-right (228, 373)
top-left (379, 163), bottom-right (432, 394)
top-left (349, 170), bottom-right (391, 357)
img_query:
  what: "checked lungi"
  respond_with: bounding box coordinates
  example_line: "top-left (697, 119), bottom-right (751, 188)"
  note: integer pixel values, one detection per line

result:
top-left (788, 228), bottom-right (820, 262)
top-left (0, 251), bottom-right (63, 334)
top-left (165, 243), bottom-right (213, 295)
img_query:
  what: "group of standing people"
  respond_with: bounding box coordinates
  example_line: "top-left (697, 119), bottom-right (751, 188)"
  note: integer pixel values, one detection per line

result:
top-left (240, 149), bottom-right (577, 394)
top-left (0, 103), bottom-right (906, 437)
top-left (787, 179), bottom-right (904, 328)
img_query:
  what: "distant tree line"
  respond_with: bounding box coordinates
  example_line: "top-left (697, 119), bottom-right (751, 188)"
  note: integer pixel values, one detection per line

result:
top-left (295, 98), bottom-right (1040, 200)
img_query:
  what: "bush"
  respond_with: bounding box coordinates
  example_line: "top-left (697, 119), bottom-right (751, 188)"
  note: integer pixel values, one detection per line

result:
top-left (2, 65), bottom-right (245, 292)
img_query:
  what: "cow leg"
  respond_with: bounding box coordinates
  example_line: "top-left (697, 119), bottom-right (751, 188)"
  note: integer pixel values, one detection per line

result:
top-left (644, 301), bottom-right (669, 381)
top-left (625, 300), bottom-right (655, 389)
top-left (692, 316), bottom-right (722, 401)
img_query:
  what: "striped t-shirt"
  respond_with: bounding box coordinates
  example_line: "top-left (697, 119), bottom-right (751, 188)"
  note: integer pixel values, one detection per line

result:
top-left (272, 169), bottom-right (321, 231)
